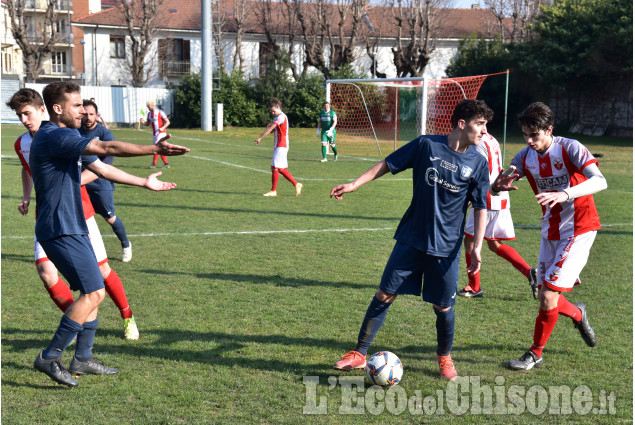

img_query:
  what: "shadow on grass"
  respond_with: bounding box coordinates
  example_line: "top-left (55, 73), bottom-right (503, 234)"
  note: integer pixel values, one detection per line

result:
top-left (138, 269), bottom-right (377, 290)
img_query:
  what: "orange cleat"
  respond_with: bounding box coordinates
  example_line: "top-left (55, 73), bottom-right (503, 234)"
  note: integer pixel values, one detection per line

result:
top-left (333, 350), bottom-right (367, 371)
top-left (437, 354), bottom-right (458, 381)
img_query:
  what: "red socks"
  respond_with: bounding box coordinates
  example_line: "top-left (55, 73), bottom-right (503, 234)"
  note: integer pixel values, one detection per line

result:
top-left (557, 294), bottom-right (582, 321)
top-left (271, 168), bottom-right (297, 191)
top-left (104, 270), bottom-right (133, 319)
top-left (464, 252), bottom-right (480, 291)
top-left (496, 244), bottom-right (531, 278)
top-left (46, 277), bottom-right (75, 312)
top-left (530, 307), bottom-right (559, 357)
top-left (279, 168), bottom-right (297, 186)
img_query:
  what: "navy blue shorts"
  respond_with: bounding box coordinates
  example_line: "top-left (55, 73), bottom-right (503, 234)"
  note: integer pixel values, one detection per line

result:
top-left (87, 189), bottom-right (116, 219)
top-left (40, 235), bottom-right (104, 294)
top-left (379, 241), bottom-right (460, 307)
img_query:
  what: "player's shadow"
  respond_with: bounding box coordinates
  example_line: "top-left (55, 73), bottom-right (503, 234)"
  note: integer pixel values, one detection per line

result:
top-left (1, 253), bottom-right (34, 265)
top-left (138, 269), bottom-right (377, 290)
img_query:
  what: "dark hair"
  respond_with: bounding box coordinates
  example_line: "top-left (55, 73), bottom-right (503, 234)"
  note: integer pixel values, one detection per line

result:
top-left (450, 99), bottom-right (494, 128)
top-left (83, 98), bottom-right (98, 113)
top-left (269, 98), bottom-right (282, 109)
top-left (6, 88), bottom-right (44, 110)
top-left (42, 81), bottom-right (81, 117)
top-left (518, 102), bottom-right (554, 131)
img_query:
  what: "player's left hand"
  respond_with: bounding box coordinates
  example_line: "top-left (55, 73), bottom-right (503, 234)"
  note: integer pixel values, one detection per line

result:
top-left (156, 136), bottom-right (190, 156)
top-left (145, 171), bottom-right (177, 191)
top-left (18, 200), bottom-right (30, 215)
top-left (535, 191), bottom-right (568, 208)
top-left (467, 247), bottom-right (482, 276)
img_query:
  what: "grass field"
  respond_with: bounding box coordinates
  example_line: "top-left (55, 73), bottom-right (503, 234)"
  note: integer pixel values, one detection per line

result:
top-left (1, 124), bottom-right (632, 424)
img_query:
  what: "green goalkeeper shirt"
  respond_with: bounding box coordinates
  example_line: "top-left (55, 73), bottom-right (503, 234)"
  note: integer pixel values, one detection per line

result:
top-left (320, 110), bottom-right (336, 133)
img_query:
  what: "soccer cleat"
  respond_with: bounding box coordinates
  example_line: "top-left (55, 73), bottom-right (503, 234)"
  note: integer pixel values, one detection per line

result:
top-left (528, 267), bottom-right (539, 299)
top-left (124, 316), bottom-right (140, 340)
top-left (508, 350), bottom-right (543, 370)
top-left (320, 158), bottom-right (328, 162)
top-left (334, 155), bottom-right (338, 162)
top-left (573, 302), bottom-right (596, 347)
top-left (263, 191), bottom-right (277, 197)
top-left (69, 356), bottom-right (118, 375)
top-left (149, 164), bottom-right (157, 168)
top-left (161, 163), bottom-right (170, 169)
top-left (457, 285), bottom-right (483, 298)
top-left (34, 352), bottom-right (78, 387)
top-left (121, 242), bottom-right (132, 263)
top-left (437, 354), bottom-right (458, 381)
top-left (295, 183), bottom-right (303, 197)
top-left (333, 350), bottom-right (367, 371)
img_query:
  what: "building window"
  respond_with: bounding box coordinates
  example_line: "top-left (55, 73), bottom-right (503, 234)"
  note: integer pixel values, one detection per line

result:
top-left (51, 51), bottom-right (67, 74)
top-left (110, 36), bottom-right (125, 58)
top-left (158, 38), bottom-right (191, 76)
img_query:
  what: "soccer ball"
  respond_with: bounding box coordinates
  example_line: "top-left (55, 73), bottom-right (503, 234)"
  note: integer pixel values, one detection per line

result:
top-left (365, 351), bottom-right (403, 387)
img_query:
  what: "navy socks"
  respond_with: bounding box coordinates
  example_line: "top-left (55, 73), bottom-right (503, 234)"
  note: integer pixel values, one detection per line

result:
top-left (434, 306), bottom-right (455, 356)
top-left (354, 296), bottom-right (392, 356)
top-left (42, 315), bottom-right (83, 360)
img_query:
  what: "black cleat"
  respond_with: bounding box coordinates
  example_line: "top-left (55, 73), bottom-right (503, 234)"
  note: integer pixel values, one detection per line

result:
top-left (508, 350), bottom-right (543, 370)
top-left (573, 302), bottom-right (597, 347)
top-left (457, 287), bottom-right (483, 298)
top-left (69, 356), bottom-right (119, 375)
top-left (528, 267), bottom-right (539, 299)
top-left (34, 352), bottom-right (78, 387)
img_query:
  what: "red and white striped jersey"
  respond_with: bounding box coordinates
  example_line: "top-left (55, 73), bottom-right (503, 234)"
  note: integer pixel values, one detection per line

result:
top-left (510, 136), bottom-right (600, 240)
top-left (273, 112), bottom-right (289, 148)
top-left (146, 109), bottom-right (168, 137)
top-left (477, 133), bottom-right (509, 211)
top-left (15, 132), bottom-right (95, 220)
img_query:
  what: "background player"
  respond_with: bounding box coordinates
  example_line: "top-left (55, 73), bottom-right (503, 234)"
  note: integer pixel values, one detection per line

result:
top-left (254, 98), bottom-right (303, 197)
top-left (330, 99), bottom-right (492, 380)
top-left (81, 99), bottom-right (133, 263)
top-left (29, 81), bottom-right (188, 386)
top-left (458, 132), bottom-right (537, 298)
top-left (89, 97), bottom-right (109, 129)
top-left (317, 101), bottom-right (338, 162)
top-left (492, 102), bottom-right (605, 371)
top-left (9, 88), bottom-right (142, 340)
top-left (140, 100), bottom-right (171, 169)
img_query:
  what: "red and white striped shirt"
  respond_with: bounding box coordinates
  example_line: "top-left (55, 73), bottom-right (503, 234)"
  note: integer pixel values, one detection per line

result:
top-left (15, 132), bottom-right (95, 220)
top-left (146, 109), bottom-right (168, 137)
top-left (477, 133), bottom-right (509, 211)
top-left (273, 112), bottom-right (289, 148)
top-left (510, 136), bottom-right (600, 240)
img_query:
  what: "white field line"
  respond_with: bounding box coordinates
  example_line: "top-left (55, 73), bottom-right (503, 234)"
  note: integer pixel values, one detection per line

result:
top-left (3, 223), bottom-right (632, 241)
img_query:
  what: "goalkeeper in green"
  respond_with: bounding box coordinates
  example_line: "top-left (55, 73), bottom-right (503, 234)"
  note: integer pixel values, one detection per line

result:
top-left (317, 101), bottom-right (338, 162)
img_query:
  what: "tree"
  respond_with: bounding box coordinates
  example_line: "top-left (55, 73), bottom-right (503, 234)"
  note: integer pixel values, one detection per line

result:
top-left (5, 0), bottom-right (62, 82)
top-left (483, 0), bottom-right (548, 42)
top-left (388, 0), bottom-right (450, 77)
top-left (229, 0), bottom-right (248, 72)
top-left (114, 0), bottom-right (166, 87)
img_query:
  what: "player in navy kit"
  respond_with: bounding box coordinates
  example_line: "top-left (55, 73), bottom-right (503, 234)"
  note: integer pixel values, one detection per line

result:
top-left (80, 99), bottom-right (133, 263)
top-left (331, 99), bottom-right (493, 380)
top-left (30, 81), bottom-right (189, 387)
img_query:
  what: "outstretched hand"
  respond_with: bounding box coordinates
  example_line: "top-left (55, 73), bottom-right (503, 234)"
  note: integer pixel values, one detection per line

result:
top-left (156, 135), bottom-right (190, 156)
top-left (330, 183), bottom-right (355, 200)
top-left (491, 174), bottom-right (519, 193)
top-left (144, 171), bottom-right (177, 191)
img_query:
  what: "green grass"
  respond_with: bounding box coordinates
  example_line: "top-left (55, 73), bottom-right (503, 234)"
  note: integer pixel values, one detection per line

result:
top-left (1, 124), bottom-right (632, 424)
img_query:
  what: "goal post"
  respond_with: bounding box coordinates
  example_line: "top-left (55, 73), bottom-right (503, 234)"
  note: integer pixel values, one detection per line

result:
top-left (326, 72), bottom-right (507, 157)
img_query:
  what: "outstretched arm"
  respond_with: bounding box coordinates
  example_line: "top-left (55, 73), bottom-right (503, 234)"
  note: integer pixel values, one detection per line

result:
top-left (254, 122), bottom-right (277, 145)
top-left (85, 159), bottom-right (177, 191)
top-left (330, 159), bottom-right (390, 200)
top-left (83, 136), bottom-right (189, 157)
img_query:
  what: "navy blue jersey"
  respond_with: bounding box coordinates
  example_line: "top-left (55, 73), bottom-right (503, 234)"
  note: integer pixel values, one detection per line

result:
top-left (30, 121), bottom-right (97, 242)
top-left (79, 124), bottom-right (116, 191)
top-left (385, 135), bottom-right (489, 258)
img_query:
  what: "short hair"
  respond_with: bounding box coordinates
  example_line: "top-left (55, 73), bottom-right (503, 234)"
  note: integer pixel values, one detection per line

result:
top-left (450, 99), bottom-right (494, 128)
top-left (269, 98), bottom-right (282, 109)
top-left (146, 100), bottom-right (155, 107)
top-left (42, 81), bottom-right (81, 117)
top-left (83, 98), bottom-right (98, 113)
top-left (518, 102), bottom-right (554, 131)
top-left (323, 101), bottom-right (330, 105)
top-left (6, 88), bottom-right (44, 111)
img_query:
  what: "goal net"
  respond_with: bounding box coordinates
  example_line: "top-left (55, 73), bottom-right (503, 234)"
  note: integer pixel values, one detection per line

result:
top-left (326, 75), bottom-right (491, 157)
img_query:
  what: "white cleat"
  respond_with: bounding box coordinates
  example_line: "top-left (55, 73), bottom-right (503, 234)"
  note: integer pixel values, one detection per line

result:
top-left (122, 242), bottom-right (132, 263)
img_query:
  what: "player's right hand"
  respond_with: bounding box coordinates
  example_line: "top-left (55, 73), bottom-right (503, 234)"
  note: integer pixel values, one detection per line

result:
top-left (157, 137), bottom-right (190, 156)
top-left (18, 200), bottom-right (29, 215)
top-left (330, 184), bottom-right (354, 200)
top-left (145, 171), bottom-right (177, 191)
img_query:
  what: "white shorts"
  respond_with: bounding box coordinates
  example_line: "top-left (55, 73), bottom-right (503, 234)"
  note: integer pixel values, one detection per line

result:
top-left (34, 216), bottom-right (108, 266)
top-left (271, 147), bottom-right (289, 169)
top-left (538, 231), bottom-right (596, 292)
top-left (153, 132), bottom-right (167, 144)
top-left (464, 208), bottom-right (515, 241)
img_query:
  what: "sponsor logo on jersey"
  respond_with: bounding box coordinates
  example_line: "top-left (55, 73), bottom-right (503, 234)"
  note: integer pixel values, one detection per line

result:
top-left (425, 168), bottom-right (460, 193)
top-left (535, 175), bottom-right (569, 191)
top-left (553, 158), bottom-right (563, 170)
top-left (429, 156), bottom-right (442, 162)
top-left (461, 165), bottom-right (473, 178)
top-left (440, 160), bottom-right (458, 172)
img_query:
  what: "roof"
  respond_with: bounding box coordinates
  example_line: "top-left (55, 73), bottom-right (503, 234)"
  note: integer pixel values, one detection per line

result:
top-left (74, 0), bottom-right (505, 39)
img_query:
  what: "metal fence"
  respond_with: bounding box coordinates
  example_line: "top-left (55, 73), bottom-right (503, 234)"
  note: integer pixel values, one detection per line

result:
top-left (1, 83), bottom-right (173, 126)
